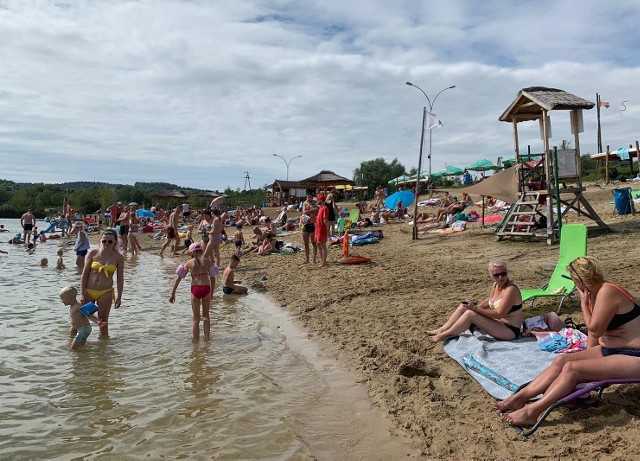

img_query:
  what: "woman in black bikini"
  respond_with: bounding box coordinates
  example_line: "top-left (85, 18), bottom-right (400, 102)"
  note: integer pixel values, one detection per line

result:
top-left (499, 256), bottom-right (640, 428)
top-left (427, 259), bottom-right (523, 343)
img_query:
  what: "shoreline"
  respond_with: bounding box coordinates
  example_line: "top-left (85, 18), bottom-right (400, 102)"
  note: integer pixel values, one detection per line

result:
top-left (5, 182), bottom-right (640, 458)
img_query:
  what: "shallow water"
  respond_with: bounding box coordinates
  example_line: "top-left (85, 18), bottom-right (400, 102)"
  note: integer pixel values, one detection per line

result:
top-left (0, 219), bottom-right (418, 460)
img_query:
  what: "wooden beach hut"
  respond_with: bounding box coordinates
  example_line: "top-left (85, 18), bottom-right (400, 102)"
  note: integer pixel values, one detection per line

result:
top-left (497, 86), bottom-right (610, 244)
top-left (301, 170), bottom-right (354, 193)
top-left (151, 189), bottom-right (188, 207)
top-left (270, 180), bottom-right (308, 205)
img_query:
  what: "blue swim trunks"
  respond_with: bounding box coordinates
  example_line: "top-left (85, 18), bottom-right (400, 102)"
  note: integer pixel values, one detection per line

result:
top-left (74, 325), bottom-right (92, 343)
top-left (76, 249), bottom-right (88, 257)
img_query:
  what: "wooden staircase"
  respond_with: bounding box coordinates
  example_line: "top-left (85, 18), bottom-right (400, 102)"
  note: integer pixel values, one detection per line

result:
top-left (495, 191), bottom-right (542, 239)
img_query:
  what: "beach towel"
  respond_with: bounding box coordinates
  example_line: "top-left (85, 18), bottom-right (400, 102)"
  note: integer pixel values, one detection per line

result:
top-left (442, 329), bottom-right (556, 400)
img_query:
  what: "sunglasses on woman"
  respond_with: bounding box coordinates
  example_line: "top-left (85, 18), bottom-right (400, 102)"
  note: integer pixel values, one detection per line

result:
top-left (492, 271), bottom-right (508, 279)
top-left (101, 239), bottom-right (114, 244)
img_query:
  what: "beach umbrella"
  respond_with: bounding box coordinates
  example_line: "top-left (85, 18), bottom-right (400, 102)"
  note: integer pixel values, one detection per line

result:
top-left (385, 190), bottom-right (415, 209)
top-left (136, 209), bottom-right (156, 218)
top-left (388, 175), bottom-right (409, 185)
top-left (209, 195), bottom-right (226, 209)
top-left (443, 165), bottom-right (464, 176)
top-left (466, 159), bottom-right (503, 172)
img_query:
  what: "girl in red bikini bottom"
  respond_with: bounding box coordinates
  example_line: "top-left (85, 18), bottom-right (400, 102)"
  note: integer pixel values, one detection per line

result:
top-left (168, 242), bottom-right (219, 340)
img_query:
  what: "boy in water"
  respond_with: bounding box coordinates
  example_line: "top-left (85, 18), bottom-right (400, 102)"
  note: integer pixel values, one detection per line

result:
top-left (56, 249), bottom-right (65, 269)
top-left (233, 225), bottom-right (245, 256)
top-left (222, 255), bottom-right (248, 294)
top-left (59, 286), bottom-right (101, 351)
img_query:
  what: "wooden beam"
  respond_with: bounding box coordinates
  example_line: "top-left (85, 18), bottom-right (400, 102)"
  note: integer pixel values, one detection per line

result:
top-left (605, 145), bottom-right (610, 184)
top-left (513, 120), bottom-right (520, 161)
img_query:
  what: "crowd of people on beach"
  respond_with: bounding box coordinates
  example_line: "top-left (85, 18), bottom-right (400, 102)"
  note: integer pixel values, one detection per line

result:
top-left (4, 186), bottom-right (640, 433)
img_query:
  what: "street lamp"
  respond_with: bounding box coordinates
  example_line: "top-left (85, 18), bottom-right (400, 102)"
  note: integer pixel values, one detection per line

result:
top-left (405, 81), bottom-right (456, 240)
top-left (272, 154), bottom-right (302, 181)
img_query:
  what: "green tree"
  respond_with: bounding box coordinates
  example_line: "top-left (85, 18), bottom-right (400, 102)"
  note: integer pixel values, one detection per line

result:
top-left (353, 157), bottom-right (407, 196)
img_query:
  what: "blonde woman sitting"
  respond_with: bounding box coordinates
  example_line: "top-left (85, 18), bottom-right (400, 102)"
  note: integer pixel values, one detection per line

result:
top-left (427, 260), bottom-right (523, 343)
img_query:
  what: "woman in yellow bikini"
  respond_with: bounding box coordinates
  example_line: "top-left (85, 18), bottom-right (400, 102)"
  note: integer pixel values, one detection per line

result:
top-left (80, 228), bottom-right (125, 337)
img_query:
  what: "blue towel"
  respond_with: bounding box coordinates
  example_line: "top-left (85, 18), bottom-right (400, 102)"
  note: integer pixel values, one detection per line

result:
top-left (617, 148), bottom-right (630, 161)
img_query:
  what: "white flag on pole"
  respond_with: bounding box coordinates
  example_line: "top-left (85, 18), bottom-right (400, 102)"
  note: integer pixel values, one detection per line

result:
top-left (425, 111), bottom-right (443, 130)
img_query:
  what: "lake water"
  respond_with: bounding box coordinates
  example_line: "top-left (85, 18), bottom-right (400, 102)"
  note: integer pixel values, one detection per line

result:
top-left (0, 219), bottom-right (417, 460)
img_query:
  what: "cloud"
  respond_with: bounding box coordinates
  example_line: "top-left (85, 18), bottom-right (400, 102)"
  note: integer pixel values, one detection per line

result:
top-left (0, 0), bottom-right (638, 189)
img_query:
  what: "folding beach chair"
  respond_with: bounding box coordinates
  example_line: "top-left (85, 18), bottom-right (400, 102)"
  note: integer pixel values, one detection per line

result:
top-left (520, 224), bottom-right (587, 313)
top-left (514, 378), bottom-right (640, 436)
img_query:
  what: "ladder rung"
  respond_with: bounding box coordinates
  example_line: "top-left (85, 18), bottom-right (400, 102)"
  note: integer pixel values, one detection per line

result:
top-left (508, 221), bottom-right (536, 226)
top-left (517, 200), bottom-right (539, 205)
top-left (498, 231), bottom-right (536, 236)
top-left (511, 211), bottom-right (537, 215)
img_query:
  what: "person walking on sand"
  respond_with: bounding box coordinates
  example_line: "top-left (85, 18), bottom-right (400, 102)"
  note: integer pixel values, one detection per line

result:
top-left (222, 255), bottom-right (248, 294)
top-left (159, 205), bottom-right (182, 257)
top-left (21, 209), bottom-right (36, 244)
top-left (314, 194), bottom-right (329, 268)
top-left (375, 185), bottom-right (385, 209)
top-left (301, 193), bottom-right (318, 264)
top-left (233, 225), bottom-right (245, 257)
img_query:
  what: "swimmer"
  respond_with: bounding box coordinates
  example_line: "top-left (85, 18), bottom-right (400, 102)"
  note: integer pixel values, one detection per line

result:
top-left (59, 286), bottom-right (101, 351)
top-left (222, 255), bottom-right (248, 295)
top-left (25, 243), bottom-right (35, 254)
top-left (56, 249), bottom-right (65, 269)
top-left (40, 257), bottom-right (48, 267)
top-left (169, 242), bottom-right (217, 340)
top-left (0, 224), bottom-right (8, 232)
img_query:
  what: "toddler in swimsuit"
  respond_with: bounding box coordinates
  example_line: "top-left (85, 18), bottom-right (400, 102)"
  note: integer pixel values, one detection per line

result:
top-left (59, 286), bottom-right (101, 351)
top-left (233, 225), bottom-right (245, 256)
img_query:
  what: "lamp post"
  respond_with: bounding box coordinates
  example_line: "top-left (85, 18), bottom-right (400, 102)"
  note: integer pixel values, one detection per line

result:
top-left (272, 154), bottom-right (302, 181)
top-left (405, 82), bottom-right (455, 240)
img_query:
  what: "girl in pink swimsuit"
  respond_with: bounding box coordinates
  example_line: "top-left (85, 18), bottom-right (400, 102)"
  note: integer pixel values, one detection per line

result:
top-left (169, 242), bottom-right (219, 341)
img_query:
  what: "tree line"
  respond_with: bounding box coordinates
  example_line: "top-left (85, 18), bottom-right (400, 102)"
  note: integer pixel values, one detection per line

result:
top-left (0, 180), bottom-right (266, 218)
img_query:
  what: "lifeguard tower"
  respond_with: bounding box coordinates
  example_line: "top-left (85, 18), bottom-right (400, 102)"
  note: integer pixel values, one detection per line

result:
top-left (496, 87), bottom-right (610, 244)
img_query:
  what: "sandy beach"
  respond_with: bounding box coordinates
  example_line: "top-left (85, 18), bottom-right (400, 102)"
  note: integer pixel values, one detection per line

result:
top-left (135, 183), bottom-right (640, 459)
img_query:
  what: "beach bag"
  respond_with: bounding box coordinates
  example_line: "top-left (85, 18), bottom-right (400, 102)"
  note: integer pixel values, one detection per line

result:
top-left (613, 187), bottom-right (633, 215)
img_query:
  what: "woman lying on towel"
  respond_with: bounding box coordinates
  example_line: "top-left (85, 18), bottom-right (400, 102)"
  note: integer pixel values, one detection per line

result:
top-left (498, 256), bottom-right (640, 427)
top-left (427, 260), bottom-right (523, 343)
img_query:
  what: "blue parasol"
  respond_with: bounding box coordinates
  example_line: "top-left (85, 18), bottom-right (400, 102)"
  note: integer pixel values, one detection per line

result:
top-left (136, 209), bottom-right (156, 218)
top-left (385, 190), bottom-right (415, 209)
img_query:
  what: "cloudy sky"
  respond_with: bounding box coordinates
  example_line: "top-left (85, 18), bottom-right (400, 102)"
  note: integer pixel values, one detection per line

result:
top-left (1, 0), bottom-right (639, 190)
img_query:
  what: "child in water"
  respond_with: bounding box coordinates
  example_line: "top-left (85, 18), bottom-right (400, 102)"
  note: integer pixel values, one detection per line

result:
top-left (169, 242), bottom-right (219, 341)
top-left (59, 286), bottom-right (101, 351)
top-left (222, 255), bottom-right (248, 295)
top-left (56, 249), bottom-right (65, 269)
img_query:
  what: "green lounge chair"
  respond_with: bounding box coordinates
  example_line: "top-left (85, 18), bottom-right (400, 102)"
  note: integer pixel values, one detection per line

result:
top-left (520, 224), bottom-right (588, 312)
top-left (349, 208), bottom-right (360, 224)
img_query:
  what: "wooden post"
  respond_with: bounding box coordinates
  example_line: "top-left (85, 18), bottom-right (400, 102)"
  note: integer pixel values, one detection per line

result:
top-left (542, 110), bottom-right (553, 242)
top-left (636, 141), bottom-right (640, 179)
top-left (572, 109), bottom-right (582, 186)
top-left (629, 144), bottom-right (635, 177)
top-left (412, 108), bottom-right (427, 240)
top-left (605, 145), bottom-right (610, 184)
top-left (513, 120), bottom-right (520, 161)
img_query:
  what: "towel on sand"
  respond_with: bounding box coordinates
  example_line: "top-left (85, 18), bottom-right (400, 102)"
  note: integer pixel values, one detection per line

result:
top-left (442, 328), bottom-right (556, 399)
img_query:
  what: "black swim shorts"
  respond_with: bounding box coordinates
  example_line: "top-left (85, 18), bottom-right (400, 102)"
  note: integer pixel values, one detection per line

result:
top-left (223, 286), bottom-right (234, 295)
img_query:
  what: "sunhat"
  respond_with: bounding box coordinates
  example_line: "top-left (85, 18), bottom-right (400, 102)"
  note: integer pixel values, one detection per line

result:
top-left (317, 193), bottom-right (326, 201)
top-left (188, 242), bottom-right (203, 253)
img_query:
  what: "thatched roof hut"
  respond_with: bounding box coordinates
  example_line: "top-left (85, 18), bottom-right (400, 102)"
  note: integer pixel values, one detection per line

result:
top-left (151, 189), bottom-right (188, 200)
top-left (499, 87), bottom-right (594, 122)
top-left (301, 170), bottom-right (353, 187)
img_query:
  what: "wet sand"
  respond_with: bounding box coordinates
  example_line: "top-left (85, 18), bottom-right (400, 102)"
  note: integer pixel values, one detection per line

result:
top-left (137, 183), bottom-right (640, 459)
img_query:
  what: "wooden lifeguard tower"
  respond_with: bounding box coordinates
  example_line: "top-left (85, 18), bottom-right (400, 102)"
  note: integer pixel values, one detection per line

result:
top-left (496, 87), bottom-right (610, 244)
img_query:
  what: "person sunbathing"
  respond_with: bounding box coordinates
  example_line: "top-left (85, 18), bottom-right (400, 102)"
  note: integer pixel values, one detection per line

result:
top-left (427, 260), bottom-right (523, 343)
top-left (498, 256), bottom-right (640, 428)
top-left (436, 193), bottom-right (473, 221)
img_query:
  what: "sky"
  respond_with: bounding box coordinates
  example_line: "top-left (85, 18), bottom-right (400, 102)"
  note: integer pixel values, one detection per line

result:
top-left (1, 0), bottom-right (639, 191)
